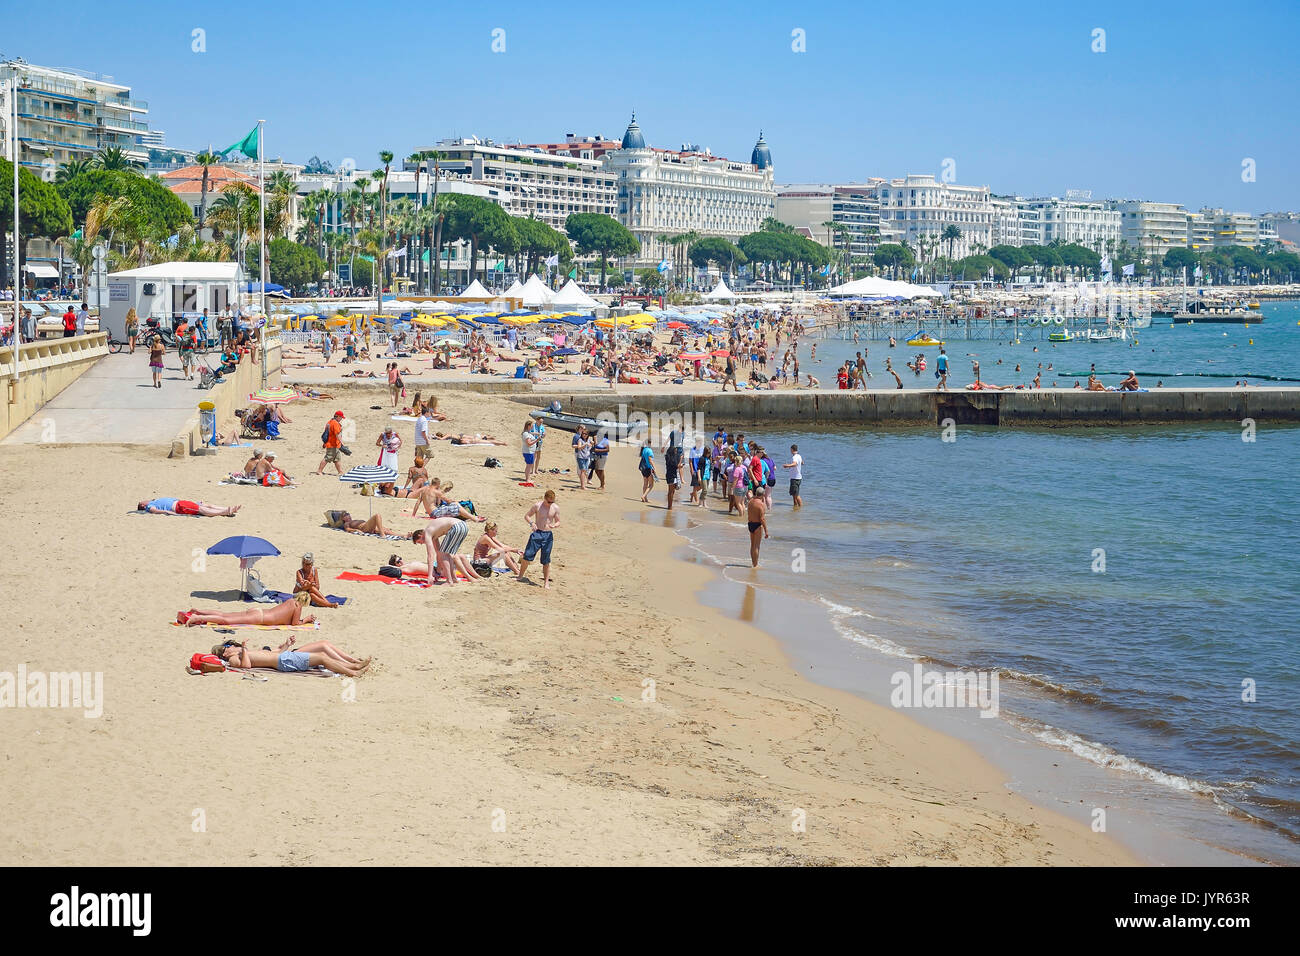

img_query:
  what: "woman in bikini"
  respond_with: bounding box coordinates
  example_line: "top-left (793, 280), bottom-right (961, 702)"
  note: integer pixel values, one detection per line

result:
top-left (473, 521), bottom-right (522, 574)
top-left (178, 593), bottom-right (316, 627)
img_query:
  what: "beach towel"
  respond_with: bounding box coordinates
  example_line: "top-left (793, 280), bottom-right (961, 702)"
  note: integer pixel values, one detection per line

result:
top-left (326, 526), bottom-right (409, 542)
top-left (242, 589), bottom-right (347, 606)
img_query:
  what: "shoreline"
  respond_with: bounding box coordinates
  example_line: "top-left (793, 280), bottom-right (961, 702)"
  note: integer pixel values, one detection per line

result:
top-left (656, 510), bottom-right (1282, 866)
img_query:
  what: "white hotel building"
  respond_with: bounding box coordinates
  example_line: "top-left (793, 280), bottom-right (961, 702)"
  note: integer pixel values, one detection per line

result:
top-left (411, 137), bottom-right (616, 233)
top-left (0, 58), bottom-right (151, 172)
top-left (603, 116), bottom-right (777, 268)
top-left (869, 175), bottom-right (993, 260)
top-left (1015, 196), bottom-right (1123, 249)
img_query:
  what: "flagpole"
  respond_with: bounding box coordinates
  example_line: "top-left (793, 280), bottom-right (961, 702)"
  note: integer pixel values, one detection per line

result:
top-left (257, 119), bottom-right (267, 387)
top-left (12, 75), bottom-right (22, 384)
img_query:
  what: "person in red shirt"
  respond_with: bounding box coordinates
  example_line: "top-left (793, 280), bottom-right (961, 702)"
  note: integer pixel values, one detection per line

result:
top-left (316, 410), bottom-right (346, 475)
top-left (62, 307), bottom-right (76, 337)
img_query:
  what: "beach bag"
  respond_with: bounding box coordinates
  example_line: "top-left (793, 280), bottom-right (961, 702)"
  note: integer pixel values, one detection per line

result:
top-left (265, 420), bottom-right (280, 439)
top-left (321, 425), bottom-right (330, 444)
top-left (187, 652), bottom-right (227, 675)
top-left (458, 499), bottom-right (477, 515)
top-left (245, 569), bottom-right (270, 601)
top-left (471, 559), bottom-right (493, 578)
top-left (378, 565), bottom-right (402, 579)
top-left (484, 457), bottom-right (502, 468)
top-left (262, 470), bottom-right (288, 487)
top-left (325, 510), bottom-right (346, 529)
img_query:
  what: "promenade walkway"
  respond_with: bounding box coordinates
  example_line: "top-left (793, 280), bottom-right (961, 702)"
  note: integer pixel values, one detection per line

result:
top-left (3, 352), bottom-right (207, 446)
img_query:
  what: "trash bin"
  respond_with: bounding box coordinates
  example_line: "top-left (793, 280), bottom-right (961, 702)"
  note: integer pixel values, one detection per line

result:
top-left (198, 401), bottom-right (217, 448)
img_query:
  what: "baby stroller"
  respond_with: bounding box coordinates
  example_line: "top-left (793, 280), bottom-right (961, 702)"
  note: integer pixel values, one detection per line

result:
top-left (197, 354), bottom-right (223, 390)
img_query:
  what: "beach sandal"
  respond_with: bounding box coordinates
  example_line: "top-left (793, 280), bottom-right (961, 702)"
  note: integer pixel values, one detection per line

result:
top-left (518, 481), bottom-right (534, 487)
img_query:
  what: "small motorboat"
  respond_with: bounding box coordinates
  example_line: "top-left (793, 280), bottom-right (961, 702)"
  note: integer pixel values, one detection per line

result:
top-left (528, 408), bottom-right (646, 441)
top-left (1048, 329), bottom-right (1077, 342)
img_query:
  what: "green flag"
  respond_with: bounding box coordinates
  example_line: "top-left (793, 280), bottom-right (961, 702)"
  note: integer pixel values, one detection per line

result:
top-left (568, 267), bottom-right (577, 279)
top-left (219, 125), bottom-right (259, 158)
top-left (494, 261), bottom-right (505, 272)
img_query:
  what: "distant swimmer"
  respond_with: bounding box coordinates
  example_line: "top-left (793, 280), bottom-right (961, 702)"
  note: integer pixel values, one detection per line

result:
top-left (746, 492), bottom-right (769, 568)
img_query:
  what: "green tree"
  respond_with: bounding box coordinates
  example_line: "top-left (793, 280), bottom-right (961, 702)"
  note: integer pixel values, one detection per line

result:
top-left (564, 212), bottom-right (639, 286)
top-left (989, 244), bottom-right (1033, 281)
top-left (445, 195), bottom-right (517, 283)
top-left (941, 224), bottom-right (963, 260)
top-left (872, 242), bottom-right (915, 279)
top-left (93, 146), bottom-right (139, 172)
top-left (1162, 247), bottom-right (1198, 278)
top-left (267, 237), bottom-right (326, 290)
top-left (56, 170), bottom-right (192, 235)
top-left (0, 159), bottom-right (74, 290)
top-left (56, 158), bottom-right (93, 183)
top-left (636, 267), bottom-right (666, 292)
top-left (688, 237), bottom-right (747, 278)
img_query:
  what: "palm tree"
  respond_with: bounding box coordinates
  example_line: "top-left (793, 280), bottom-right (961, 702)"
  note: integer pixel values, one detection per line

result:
top-left (193, 150), bottom-right (220, 231)
top-left (56, 158), bottom-right (92, 182)
top-left (941, 224), bottom-right (962, 261)
top-left (377, 150), bottom-right (394, 289)
top-left (208, 184), bottom-right (259, 270)
top-left (93, 146), bottom-right (137, 172)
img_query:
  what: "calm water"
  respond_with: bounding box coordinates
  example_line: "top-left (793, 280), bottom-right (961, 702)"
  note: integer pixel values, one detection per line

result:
top-left (810, 300), bottom-right (1300, 388)
top-left (668, 382), bottom-right (1300, 857)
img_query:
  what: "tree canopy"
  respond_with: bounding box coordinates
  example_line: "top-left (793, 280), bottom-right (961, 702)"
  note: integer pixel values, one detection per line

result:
top-left (56, 170), bottom-right (192, 234)
top-left (267, 237), bottom-right (326, 290)
top-left (564, 213), bottom-right (639, 285)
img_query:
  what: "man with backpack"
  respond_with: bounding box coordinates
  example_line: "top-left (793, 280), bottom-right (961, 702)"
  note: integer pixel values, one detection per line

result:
top-left (316, 410), bottom-right (346, 475)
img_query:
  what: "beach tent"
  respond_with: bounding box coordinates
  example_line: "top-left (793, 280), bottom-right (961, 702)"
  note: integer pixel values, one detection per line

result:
top-left (703, 280), bottom-right (736, 300)
top-left (549, 279), bottom-right (599, 309)
top-left (520, 275), bottom-right (555, 308)
top-left (502, 278), bottom-right (526, 300)
top-left (456, 279), bottom-right (492, 298)
top-left (825, 276), bottom-right (941, 299)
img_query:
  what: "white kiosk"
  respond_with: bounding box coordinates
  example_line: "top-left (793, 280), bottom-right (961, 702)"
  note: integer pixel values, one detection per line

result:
top-left (98, 262), bottom-right (243, 340)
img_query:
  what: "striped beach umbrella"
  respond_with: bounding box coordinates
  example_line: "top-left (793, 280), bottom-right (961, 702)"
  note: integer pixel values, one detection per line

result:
top-left (249, 385), bottom-right (298, 404)
top-left (339, 465), bottom-right (398, 517)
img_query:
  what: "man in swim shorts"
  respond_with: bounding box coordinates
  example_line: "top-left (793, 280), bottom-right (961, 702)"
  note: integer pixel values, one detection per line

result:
top-left (417, 515), bottom-right (478, 585)
top-left (517, 489), bottom-right (559, 590)
top-left (138, 498), bottom-right (241, 517)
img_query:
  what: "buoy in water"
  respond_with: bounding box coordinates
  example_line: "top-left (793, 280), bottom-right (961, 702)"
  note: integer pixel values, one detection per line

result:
top-left (1249, 339), bottom-right (1254, 345)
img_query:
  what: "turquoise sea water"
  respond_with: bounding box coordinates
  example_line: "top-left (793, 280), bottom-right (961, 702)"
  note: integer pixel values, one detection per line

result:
top-left (810, 300), bottom-right (1300, 388)
top-left (668, 303), bottom-right (1300, 859)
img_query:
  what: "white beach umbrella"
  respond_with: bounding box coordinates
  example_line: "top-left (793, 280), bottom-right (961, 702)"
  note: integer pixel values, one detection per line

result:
top-left (339, 464), bottom-right (398, 517)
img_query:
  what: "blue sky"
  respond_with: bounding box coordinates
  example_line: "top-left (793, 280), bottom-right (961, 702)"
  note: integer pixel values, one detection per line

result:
top-left (5, 0), bottom-right (1297, 211)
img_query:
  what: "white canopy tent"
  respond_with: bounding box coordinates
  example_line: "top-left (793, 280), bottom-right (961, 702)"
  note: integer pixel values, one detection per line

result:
top-left (702, 280), bottom-right (736, 301)
top-left (548, 279), bottom-right (599, 309)
top-left (457, 279), bottom-right (493, 298)
top-left (501, 278), bottom-right (526, 300)
top-left (825, 276), bottom-right (942, 299)
top-left (520, 275), bottom-right (555, 308)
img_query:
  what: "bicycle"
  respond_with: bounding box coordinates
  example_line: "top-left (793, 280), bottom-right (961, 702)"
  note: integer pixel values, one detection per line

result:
top-left (108, 336), bottom-right (129, 354)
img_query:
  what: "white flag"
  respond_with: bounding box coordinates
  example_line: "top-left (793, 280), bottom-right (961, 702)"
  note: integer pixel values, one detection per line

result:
top-left (1122, 263), bottom-right (1135, 277)
top-left (544, 254), bottom-right (559, 267)
top-left (1193, 265), bottom-right (1203, 278)
top-left (1100, 256), bottom-right (1112, 274)
top-left (386, 247), bottom-right (407, 259)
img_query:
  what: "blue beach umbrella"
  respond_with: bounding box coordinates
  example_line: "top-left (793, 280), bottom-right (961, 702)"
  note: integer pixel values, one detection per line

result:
top-left (207, 535), bottom-right (281, 594)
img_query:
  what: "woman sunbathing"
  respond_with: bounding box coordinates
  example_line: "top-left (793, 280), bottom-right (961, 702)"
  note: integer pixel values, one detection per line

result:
top-left (178, 593), bottom-right (316, 627)
top-left (214, 634), bottom-right (369, 677)
top-left (339, 511), bottom-right (395, 536)
top-left (433, 431), bottom-right (506, 446)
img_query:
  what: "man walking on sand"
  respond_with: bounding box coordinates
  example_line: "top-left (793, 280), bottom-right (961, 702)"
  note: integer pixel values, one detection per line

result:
top-left (516, 489), bottom-right (559, 589)
top-left (317, 410), bottom-right (346, 475)
top-left (783, 443), bottom-right (804, 509)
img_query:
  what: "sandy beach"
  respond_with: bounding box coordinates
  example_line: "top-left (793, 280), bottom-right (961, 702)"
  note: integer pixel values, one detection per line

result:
top-left (0, 388), bottom-right (1134, 865)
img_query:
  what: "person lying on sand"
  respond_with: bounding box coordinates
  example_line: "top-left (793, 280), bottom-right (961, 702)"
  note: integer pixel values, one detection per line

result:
top-left (178, 593), bottom-right (316, 627)
top-left (433, 432), bottom-right (507, 446)
top-left (138, 498), bottom-right (240, 517)
top-left (214, 634), bottom-right (369, 677)
top-left (338, 511), bottom-right (395, 536)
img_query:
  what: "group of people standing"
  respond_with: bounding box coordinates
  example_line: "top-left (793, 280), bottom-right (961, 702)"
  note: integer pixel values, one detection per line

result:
top-left (636, 426), bottom-right (805, 567)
